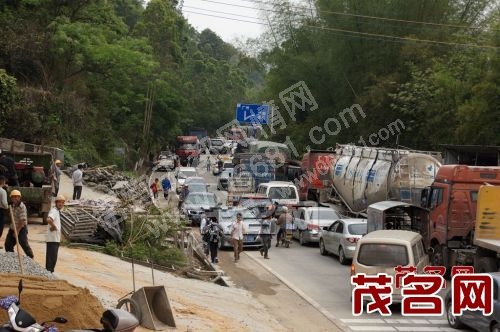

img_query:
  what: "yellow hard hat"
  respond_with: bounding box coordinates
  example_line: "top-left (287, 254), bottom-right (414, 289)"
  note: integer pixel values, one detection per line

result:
top-left (55, 194), bottom-right (66, 202)
top-left (55, 160), bottom-right (61, 164)
top-left (10, 190), bottom-right (21, 197)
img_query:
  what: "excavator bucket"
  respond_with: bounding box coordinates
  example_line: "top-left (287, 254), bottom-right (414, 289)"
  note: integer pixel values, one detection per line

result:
top-left (131, 286), bottom-right (176, 330)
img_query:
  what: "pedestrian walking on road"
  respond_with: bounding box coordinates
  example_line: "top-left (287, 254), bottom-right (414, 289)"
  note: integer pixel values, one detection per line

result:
top-left (72, 164), bottom-right (84, 200)
top-left (0, 176), bottom-right (8, 249)
top-left (150, 178), bottom-right (160, 199)
top-left (5, 190), bottom-right (34, 259)
top-left (46, 195), bottom-right (65, 273)
top-left (276, 206), bottom-right (292, 247)
top-left (203, 217), bottom-right (223, 264)
top-left (259, 212), bottom-right (274, 259)
top-left (230, 212), bottom-right (247, 262)
top-left (161, 177), bottom-right (171, 200)
top-left (206, 156), bottom-right (211, 171)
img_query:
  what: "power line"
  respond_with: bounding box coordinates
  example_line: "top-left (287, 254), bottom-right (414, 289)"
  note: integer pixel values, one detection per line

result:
top-left (236, 0), bottom-right (499, 31)
top-left (182, 9), bottom-right (499, 50)
top-left (183, 10), bottom-right (264, 25)
top-left (183, 5), bottom-right (267, 22)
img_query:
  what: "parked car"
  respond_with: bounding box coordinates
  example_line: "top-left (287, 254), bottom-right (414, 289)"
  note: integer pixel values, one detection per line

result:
top-left (217, 170), bottom-right (232, 191)
top-left (181, 192), bottom-right (220, 225)
top-left (445, 272), bottom-right (500, 332)
top-left (184, 176), bottom-right (207, 186)
top-left (351, 230), bottom-right (429, 303)
top-left (319, 218), bottom-right (367, 264)
top-left (292, 207), bottom-right (343, 245)
top-left (175, 167), bottom-right (197, 193)
top-left (155, 155), bottom-right (176, 171)
top-left (216, 207), bottom-right (263, 249)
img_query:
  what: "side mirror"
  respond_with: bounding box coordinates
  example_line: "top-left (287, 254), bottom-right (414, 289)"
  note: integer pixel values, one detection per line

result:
top-left (322, 226), bottom-right (328, 231)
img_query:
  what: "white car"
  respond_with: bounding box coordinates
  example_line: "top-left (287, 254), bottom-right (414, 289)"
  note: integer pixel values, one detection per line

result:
top-left (292, 207), bottom-right (343, 245)
top-left (256, 181), bottom-right (299, 206)
top-left (175, 167), bottom-right (197, 193)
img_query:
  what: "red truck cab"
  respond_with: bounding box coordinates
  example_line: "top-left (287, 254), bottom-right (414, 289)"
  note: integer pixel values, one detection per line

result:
top-left (424, 165), bottom-right (500, 266)
top-left (175, 136), bottom-right (200, 166)
top-left (297, 150), bottom-right (335, 201)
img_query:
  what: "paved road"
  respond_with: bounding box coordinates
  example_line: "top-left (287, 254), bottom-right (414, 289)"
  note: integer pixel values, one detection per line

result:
top-left (154, 154), bottom-right (470, 332)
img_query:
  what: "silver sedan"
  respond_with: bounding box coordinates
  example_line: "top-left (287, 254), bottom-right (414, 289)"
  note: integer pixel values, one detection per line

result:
top-left (319, 218), bottom-right (367, 265)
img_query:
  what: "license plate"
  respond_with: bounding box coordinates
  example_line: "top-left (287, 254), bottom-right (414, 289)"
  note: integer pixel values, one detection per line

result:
top-left (245, 235), bottom-right (254, 242)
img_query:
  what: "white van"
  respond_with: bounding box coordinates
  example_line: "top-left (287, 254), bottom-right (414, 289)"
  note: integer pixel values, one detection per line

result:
top-left (256, 181), bottom-right (299, 206)
top-left (351, 230), bottom-right (429, 303)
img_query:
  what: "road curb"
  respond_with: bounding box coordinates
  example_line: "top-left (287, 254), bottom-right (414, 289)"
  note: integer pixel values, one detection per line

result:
top-left (245, 251), bottom-right (350, 332)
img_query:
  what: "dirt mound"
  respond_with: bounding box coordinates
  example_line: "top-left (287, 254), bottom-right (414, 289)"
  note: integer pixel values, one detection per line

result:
top-left (0, 274), bottom-right (104, 330)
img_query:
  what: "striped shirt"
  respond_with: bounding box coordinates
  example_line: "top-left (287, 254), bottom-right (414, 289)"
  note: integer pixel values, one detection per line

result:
top-left (11, 202), bottom-right (27, 230)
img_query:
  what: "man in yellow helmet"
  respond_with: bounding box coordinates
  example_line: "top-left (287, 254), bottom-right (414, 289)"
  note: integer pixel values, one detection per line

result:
top-left (46, 194), bottom-right (65, 273)
top-left (5, 190), bottom-right (34, 258)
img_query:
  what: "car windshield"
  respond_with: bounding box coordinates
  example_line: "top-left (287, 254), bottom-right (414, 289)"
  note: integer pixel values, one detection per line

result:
top-left (178, 143), bottom-right (197, 150)
top-left (348, 223), bottom-right (367, 235)
top-left (240, 198), bottom-right (271, 206)
top-left (309, 209), bottom-right (341, 220)
top-left (211, 140), bottom-right (224, 146)
top-left (185, 177), bottom-right (205, 184)
top-left (187, 184), bottom-right (207, 192)
top-left (220, 209), bottom-right (256, 219)
top-left (185, 194), bottom-right (217, 205)
top-left (178, 170), bottom-right (196, 179)
top-left (357, 244), bottom-right (408, 266)
top-left (268, 187), bottom-right (296, 199)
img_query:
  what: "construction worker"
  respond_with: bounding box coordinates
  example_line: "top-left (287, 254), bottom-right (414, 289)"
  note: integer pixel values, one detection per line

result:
top-left (50, 160), bottom-right (62, 197)
top-left (46, 195), bottom-right (65, 273)
top-left (5, 190), bottom-right (34, 258)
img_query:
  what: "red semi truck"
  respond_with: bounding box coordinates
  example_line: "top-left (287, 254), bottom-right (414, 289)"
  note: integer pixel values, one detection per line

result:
top-left (175, 136), bottom-right (200, 166)
top-left (297, 150), bottom-right (335, 202)
top-left (421, 165), bottom-right (500, 271)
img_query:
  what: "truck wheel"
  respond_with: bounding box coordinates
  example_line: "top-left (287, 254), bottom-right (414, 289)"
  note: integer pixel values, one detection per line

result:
top-left (41, 212), bottom-right (49, 225)
top-left (431, 244), bottom-right (444, 266)
top-left (477, 257), bottom-right (498, 273)
top-left (491, 323), bottom-right (499, 332)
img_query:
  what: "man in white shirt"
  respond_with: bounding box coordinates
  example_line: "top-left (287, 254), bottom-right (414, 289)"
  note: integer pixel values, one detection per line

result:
top-left (46, 195), bottom-right (65, 273)
top-left (230, 212), bottom-right (248, 262)
top-left (72, 164), bottom-right (84, 200)
top-left (0, 176), bottom-right (8, 248)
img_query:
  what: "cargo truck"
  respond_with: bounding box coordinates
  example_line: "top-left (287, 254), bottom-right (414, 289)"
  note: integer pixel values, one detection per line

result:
top-left (297, 149), bottom-right (335, 202)
top-left (0, 138), bottom-right (63, 224)
top-left (421, 165), bottom-right (500, 271)
top-left (175, 136), bottom-right (200, 166)
top-left (329, 144), bottom-right (442, 215)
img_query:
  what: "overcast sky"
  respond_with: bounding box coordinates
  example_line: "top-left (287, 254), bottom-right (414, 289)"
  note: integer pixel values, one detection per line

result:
top-left (181, 0), bottom-right (265, 43)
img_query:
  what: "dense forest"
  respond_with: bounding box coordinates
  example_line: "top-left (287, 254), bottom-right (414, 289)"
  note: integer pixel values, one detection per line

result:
top-left (254, 0), bottom-right (500, 153)
top-left (0, 0), bottom-right (499, 166)
top-left (0, 0), bottom-right (262, 165)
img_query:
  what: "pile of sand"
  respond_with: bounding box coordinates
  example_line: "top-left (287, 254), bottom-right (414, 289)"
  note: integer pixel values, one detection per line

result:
top-left (0, 274), bottom-right (104, 330)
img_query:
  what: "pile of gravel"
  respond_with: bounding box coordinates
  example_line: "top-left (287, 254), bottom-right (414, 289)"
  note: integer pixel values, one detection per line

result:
top-left (0, 252), bottom-right (55, 280)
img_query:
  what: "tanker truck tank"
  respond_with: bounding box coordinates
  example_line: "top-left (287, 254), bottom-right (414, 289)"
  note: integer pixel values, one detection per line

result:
top-left (331, 145), bottom-right (442, 214)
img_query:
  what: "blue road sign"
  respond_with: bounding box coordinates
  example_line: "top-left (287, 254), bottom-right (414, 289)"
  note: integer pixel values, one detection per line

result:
top-left (235, 104), bottom-right (269, 124)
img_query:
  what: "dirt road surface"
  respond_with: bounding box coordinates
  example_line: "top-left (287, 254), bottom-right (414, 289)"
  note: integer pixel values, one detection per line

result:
top-left (1, 173), bottom-right (341, 331)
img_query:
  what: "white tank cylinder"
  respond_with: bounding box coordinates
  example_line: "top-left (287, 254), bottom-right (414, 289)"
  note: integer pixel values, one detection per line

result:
top-left (331, 145), bottom-right (441, 213)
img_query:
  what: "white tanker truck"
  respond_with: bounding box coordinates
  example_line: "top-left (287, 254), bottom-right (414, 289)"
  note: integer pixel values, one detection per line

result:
top-left (328, 144), bottom-right (442, 215)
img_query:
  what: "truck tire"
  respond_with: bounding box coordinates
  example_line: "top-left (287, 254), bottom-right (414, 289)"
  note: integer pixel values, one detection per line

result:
top-left (477, 257), bottom-right (498, 273)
